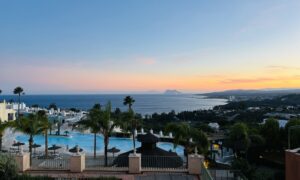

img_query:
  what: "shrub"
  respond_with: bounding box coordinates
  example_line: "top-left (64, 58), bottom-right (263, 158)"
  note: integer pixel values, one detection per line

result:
top-left (0, 153), bottom-right (18, 179)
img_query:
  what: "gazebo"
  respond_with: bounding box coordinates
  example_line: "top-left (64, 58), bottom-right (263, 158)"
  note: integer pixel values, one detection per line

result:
top-left (114, 133), bottom-right (183, 168)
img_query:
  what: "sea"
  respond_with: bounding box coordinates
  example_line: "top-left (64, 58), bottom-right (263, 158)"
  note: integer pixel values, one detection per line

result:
top-left (0, 94), bottom-right (227, 115)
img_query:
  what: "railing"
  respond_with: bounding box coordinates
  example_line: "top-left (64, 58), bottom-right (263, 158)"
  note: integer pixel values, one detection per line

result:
top-left (201, 163), bottom-right (214, 180)
top-left (31, 158), bottom-right (70, 170)
top-left (209, 169), bottom-right (247, 180)
top-left (85, 156), bottom-right (128, 171)
top-left (141, 155), bottom-right (187, 172)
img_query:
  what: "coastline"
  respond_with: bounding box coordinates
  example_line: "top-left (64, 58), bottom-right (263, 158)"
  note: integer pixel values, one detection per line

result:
top-left (0, 94), bottom-right (227, 115)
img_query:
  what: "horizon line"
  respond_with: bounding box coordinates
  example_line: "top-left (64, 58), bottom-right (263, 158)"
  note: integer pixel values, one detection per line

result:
top-left (1, 87), bottom-right (300, 96)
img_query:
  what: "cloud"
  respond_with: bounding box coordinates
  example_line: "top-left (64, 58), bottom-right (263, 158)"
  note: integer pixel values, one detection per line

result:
top-left (219, 74), bottom-right (300, 85)
top-left (220, 77), bottom-right (275, 84)
top-left (265, 65), bottom-right (300, 71)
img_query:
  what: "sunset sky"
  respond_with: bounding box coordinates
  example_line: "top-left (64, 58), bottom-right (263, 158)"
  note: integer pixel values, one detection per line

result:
top-left (1, 0), bottom-right (300, 94)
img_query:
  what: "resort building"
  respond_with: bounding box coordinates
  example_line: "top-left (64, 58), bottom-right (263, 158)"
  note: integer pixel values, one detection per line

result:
top-left (285, 148), bottom-right (300, 180)
top-left (0, 100), bottom-right (16, 122)
top-left (11, 102), bottom-right (27, 112)
top-left (208, 122), bottom-right (220, 132)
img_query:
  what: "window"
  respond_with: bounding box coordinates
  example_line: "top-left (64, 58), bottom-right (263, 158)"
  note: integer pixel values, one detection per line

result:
top-left (8, 113), bottom-right (14, 121)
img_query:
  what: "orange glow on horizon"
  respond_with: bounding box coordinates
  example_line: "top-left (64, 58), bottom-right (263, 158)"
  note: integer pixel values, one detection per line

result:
top-left (1, 58), bottom-right (300, 93)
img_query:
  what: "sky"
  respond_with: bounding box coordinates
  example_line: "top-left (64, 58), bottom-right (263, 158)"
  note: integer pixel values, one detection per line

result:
top-left (0, 0), bottom-right (300, 94)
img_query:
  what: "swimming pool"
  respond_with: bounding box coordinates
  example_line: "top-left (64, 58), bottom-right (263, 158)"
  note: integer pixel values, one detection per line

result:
top-left (16, 132), bottom-right (184, 155)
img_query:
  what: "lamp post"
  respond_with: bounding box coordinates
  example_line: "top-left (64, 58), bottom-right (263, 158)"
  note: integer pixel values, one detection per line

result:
top-left (288, 125), bottom-right (300, 149)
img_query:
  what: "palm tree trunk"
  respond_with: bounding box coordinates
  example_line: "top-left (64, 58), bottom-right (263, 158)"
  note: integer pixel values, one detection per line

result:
top-left (104, 135), bottom-right (109, 166)
top-left (131, 116), bottom-right (136, 153)
top-left (58, 123), bottom-right (61, 135)
top-left (17, 94), bottom-right (20, 120)
top-left (29, 135), bottom-right (33, 166)
top-left (184, 147), bottom-right (189, 166)
top-left (45, 130), bottom-right (48, 158)
top-left (94, 133), bottom-right (97, 159)
top-left (132, 128), bottom-right (136, 153)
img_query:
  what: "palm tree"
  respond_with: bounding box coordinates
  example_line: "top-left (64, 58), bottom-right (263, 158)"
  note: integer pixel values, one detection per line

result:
top-left (13, 87), bottom-right (24, 120)
top-left (14, 113), bottom-right (44, 165)
top-left (123, 96), bottom-right (135, 109)
top-left (0, 121), bottom-right (13, 151)
top-left (123, 96), bottom-right (137, 153)
top-left (49, 121), bottom-right (54, 135)
top-left (76, 102), bottom-right (120, 166)
top-left (228, 123), bottom-right (250, 157)
top-left (98, 102), bottom-right (120, 166)
top-left (53, 117), bottom-right (62, 135)
top-left (76, 104), bottom-right (102, 159)
top-left (37, 111), bottom-right (50, 158)
top-left (165, 122), bottom-right (208, 160)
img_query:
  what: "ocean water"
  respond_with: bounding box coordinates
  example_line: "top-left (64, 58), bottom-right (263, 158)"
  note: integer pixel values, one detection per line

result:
top-left (0, 94), bottom-right (227, 115)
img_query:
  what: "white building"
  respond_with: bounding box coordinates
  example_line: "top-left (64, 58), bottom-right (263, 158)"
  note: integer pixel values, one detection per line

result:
top-left (11, 102), bottom-right (27, 111)
top-left (0, 101), bottom-right (16, 122)
top-left (208, 122), bottom-right (220, 132)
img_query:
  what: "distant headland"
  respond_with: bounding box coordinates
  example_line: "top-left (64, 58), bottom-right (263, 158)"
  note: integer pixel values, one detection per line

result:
top-left (163, 90), bottom-right (182, 95)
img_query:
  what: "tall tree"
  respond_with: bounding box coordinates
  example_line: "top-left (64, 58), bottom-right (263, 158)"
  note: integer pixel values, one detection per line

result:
top-left (76, 102), bottom-right (120, 166)
top-left (165, 122), bottom-right (208, 158)
top-left (13, 87), bottom-right (24, 120)
top-left (54, 118), bottom-right (62, 135)
top-left (123, 96), bottom-right (137, 153)
top-left (14, 113), bottom-right (44, 165)
top-left (285, 118), bottom-right (300, 149)
top-left (76, 104), bottom-right (102, 159)
top-left (228, 123), bottom-right (250, 157)
top-left (99, 102), bottom-right (120, 166)
top-left (261, 118), bottom-right (280, 151)
top-left (37, 111), bottom-right (50, 158)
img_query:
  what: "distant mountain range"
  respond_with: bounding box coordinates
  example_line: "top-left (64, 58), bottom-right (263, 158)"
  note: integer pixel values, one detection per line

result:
top-left (200, 89), bottom-right (300, 100)
top-left (164, 89), bottom-right (182, 95)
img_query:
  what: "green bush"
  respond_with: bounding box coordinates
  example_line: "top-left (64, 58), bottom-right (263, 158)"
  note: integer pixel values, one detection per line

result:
top-left (0, 153), bottom-right (18, 179)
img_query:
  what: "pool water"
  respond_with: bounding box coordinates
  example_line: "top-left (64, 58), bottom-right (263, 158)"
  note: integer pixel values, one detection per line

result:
top-left (16, 132), bottom-right (184, 155)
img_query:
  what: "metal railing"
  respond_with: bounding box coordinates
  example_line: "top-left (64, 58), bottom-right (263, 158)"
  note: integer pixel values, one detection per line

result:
top-left (31, 158), bottom-right (70, 170)
top-left (209, 169), bottom-right (247, 180)
top-left (141, 155), bottom-right (187, 172)
top-left (201, 163), bottom-right (214, 180)
top-left (85, 156), bottom-right (128, 171)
